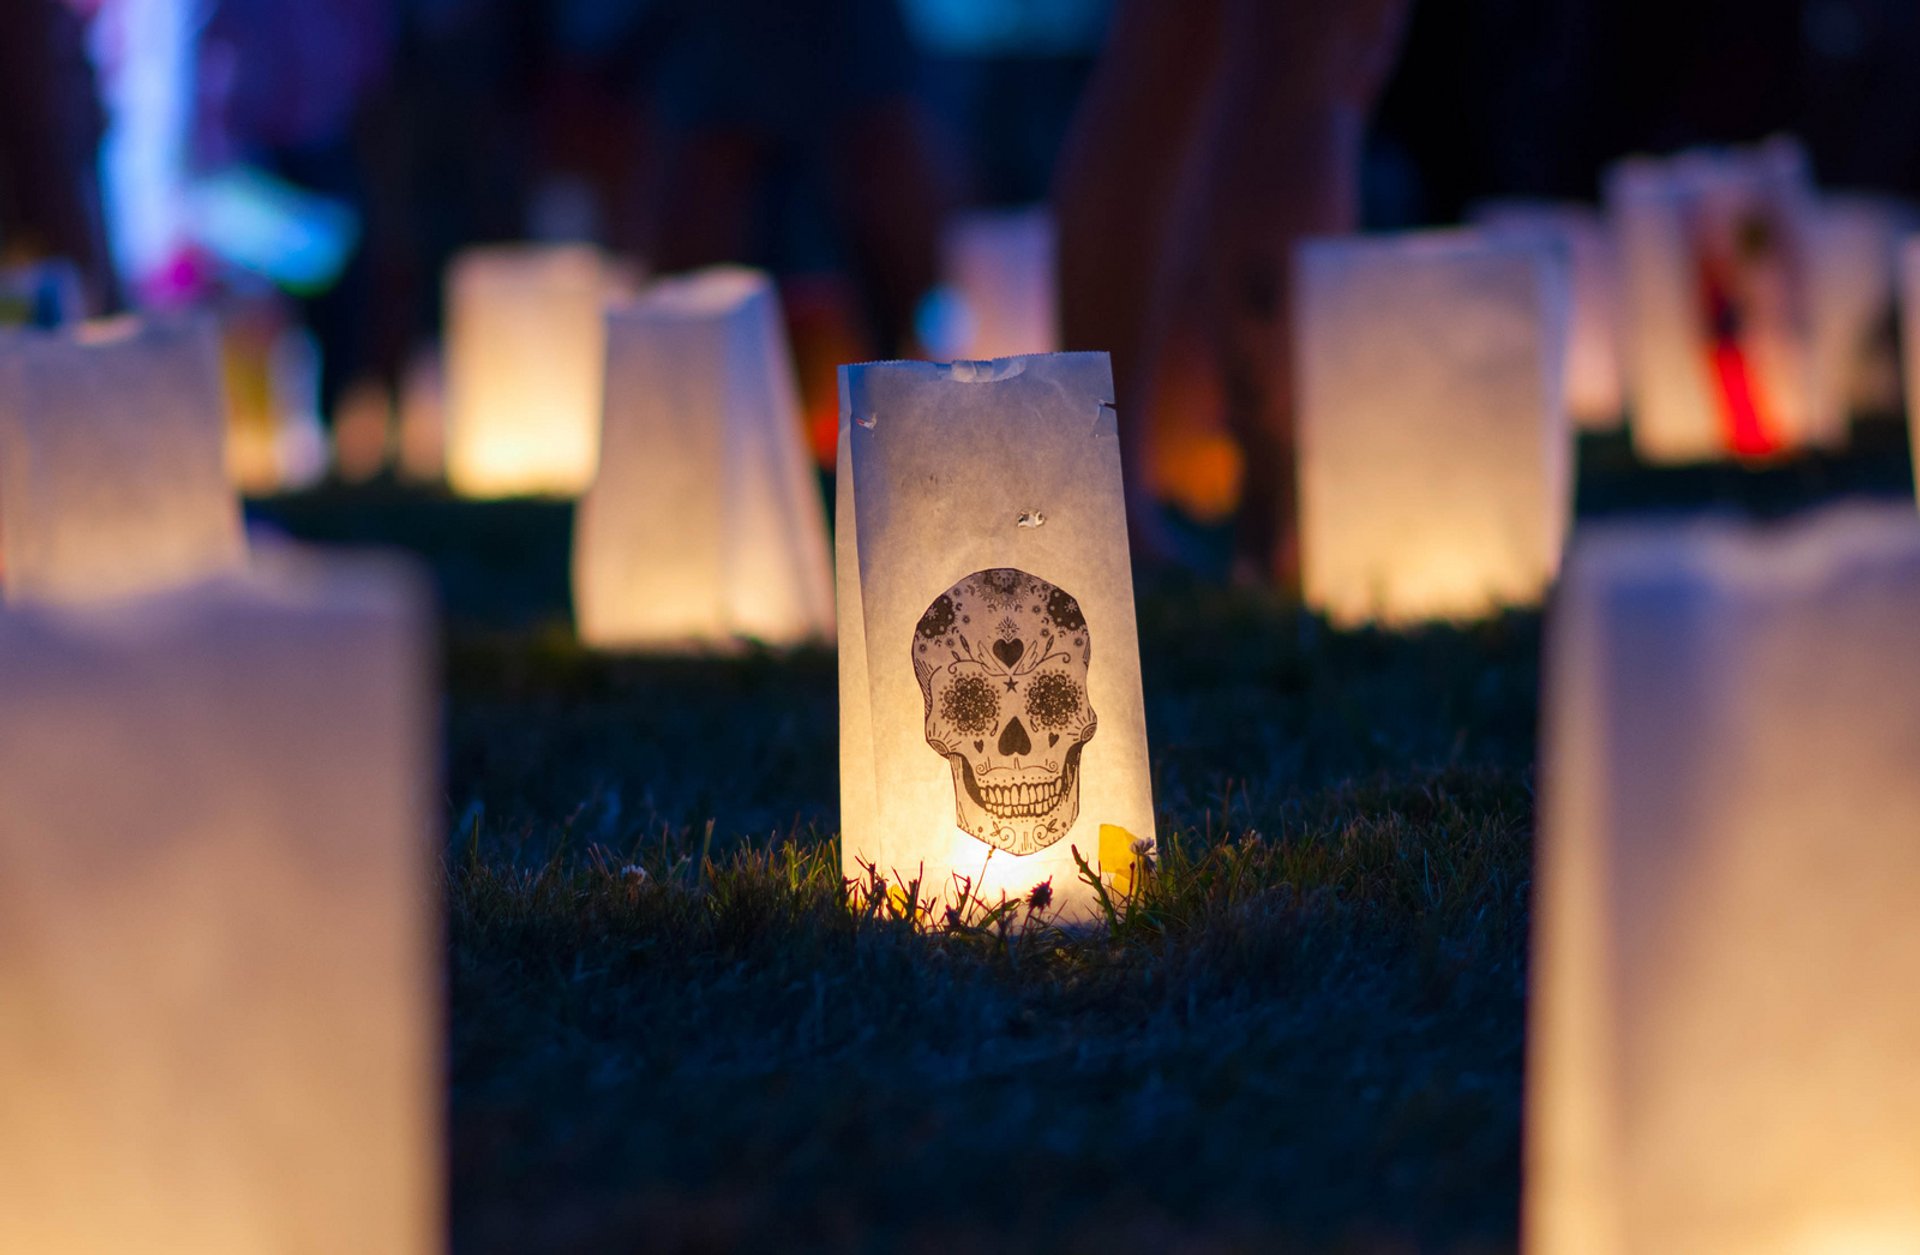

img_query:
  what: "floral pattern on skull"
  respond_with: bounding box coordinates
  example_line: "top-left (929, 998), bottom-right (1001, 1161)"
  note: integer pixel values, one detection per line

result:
top-left (912, 568), bottom-right (1097, 855)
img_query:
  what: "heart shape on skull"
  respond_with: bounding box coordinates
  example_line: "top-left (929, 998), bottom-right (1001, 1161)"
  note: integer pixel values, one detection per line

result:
top-left (912, 568), bottom-right (1097, 855)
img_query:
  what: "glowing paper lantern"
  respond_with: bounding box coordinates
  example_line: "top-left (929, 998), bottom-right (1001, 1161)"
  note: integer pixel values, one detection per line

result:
top-left (0, 317), bottom-right (245, 603)
top-left (445, 243), bottom-right (622, 497)
top-left (1471, 201), bottom-right (1624, 431)
top-left (0, 551), bottom-right (440, 1253)
top-left (1293, 230), bottom-right (1572, 626)
top-left (1606, 141), bottom-right (1824, 462)
top-left (1811, 194), bottom-right (1913, 429)
top-left (1529, 505), bottom-right (1920, 1254)
top-left (837, 353), bottom-right (1155, 921)
top-left (1900, 236), bottom-right (1920, 493)
top-left (573, 267), bottom-right (834, 648)
top-left (935, 207), bottom-right (1060, 360)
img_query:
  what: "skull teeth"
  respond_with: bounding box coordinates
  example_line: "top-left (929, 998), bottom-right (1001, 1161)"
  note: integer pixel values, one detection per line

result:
top-left (978, 776), bottom-right (1069, 819)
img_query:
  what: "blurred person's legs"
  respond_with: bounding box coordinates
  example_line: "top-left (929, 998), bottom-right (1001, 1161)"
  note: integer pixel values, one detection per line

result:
top-left (650, 129), bottom-right (772, 273)
top-left (0, 0), bottom-right (117, 311)
top-left (645, 0), bottom-right (945, 357)
top-left (830, 96), bottom-right (947, 359)
top-left (1052, 0), bottom-right (1227, 565)
top-left (1151, 0), bottom-right (1409, 586)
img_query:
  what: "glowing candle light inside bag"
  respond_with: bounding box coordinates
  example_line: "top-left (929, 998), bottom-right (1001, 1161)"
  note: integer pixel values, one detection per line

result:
top-left (837, 353), bottom-right (1155, 922)
top-left (1529, 505), bottom-right (1920, 1255)
top-left (1294, 229), bottom-right (1572, 627)
top-left (444, 243), bottom-right (625, 497)
top-left (573, 266), bottom-right (834, 649)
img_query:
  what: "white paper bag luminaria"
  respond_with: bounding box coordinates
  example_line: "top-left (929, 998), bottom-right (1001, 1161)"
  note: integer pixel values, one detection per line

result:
top-left (1811, 193), bottom-right (1913, 427)
top-left (837, 353), bottom-right (1154, 921)
top-left (1606, 141), bottom-right (1825, 462)
top-left (1529, 506), bottom-right (1920, 1255)
top-left (0, 317), bottom-right (245, 603)
top-left (0, 551), bottom-right (440, 1254)
top-left (444, 243), bottom-right (622, 497)
top-left (1293, 229), bottom-right (1571, 627)
top-left (573, 266), bottom-right (834, 649)
top-left (1895, 235), bottom-right (1920, 495)
top-left (936, 207), bottom-right (1060, 361)
top-left (1470, 200), bottom-right (1624, 431)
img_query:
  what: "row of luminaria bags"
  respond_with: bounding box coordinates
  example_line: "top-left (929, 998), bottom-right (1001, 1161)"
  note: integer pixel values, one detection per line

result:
top-left (4, 138), bottom-right (1920, 1249)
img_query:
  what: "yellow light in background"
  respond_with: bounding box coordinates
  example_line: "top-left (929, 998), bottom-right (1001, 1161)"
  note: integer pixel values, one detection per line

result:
top-left (0, 316), bottom-right (245, 603)
top-left (573, 266), bottom-right (834, 650)
top-left (837, 354), bottom-right (1155, 924)
top-left (1294, 229), bottom-right (1571, 628)
top-left (1529, 505), bottom-right (1920, 1254)
top-left (444, 243), bottom-right (629, 498)
top-left (0, 549), bottom-right (439, 1254)
top-left (332, 376), bottom-right (393, 483)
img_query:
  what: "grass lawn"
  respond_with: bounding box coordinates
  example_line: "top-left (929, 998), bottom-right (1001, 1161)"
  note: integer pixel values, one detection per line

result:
top-left (253, 427), bottom-right (1911, 1254)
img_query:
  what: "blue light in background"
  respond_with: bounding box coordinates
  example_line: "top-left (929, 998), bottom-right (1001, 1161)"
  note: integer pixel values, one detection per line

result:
top-left (900, 0), bottom-right (1113, 56)
top-left (914, 284), bottom-right (975, 360)
top-left (186, 168), bottom-right (359, 297)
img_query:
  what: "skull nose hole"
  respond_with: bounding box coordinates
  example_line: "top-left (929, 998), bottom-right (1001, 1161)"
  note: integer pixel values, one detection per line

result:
top-left (997, 716), bottom-right (1032, 757)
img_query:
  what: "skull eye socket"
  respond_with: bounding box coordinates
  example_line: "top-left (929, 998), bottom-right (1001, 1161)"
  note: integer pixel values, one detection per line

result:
top-left (939, 674), bottom-right (1001, 736)
top-left (1024, 670), bottom-right (1085, 731)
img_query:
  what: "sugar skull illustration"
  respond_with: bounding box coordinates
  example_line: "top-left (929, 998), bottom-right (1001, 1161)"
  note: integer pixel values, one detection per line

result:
top-left (912, 568), bottom-right (1097, 855)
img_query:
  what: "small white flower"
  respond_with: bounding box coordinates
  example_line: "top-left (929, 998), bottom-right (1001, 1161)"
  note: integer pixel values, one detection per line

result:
top-left (620, 864), bottom-right (648, 880)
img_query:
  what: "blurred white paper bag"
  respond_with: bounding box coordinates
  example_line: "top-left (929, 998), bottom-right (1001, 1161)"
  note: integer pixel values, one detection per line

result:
top-left (938, 206), bottom-right (1060, 361)
top-left (1607, 140), bottom-right (1824, 462)
top-left (1529, 506), bottom-right (1920, 1253)
top-left (1470, 200), bottom-right (1624, 431)
top-left (1294, 230), bottom-right (1572, 627)
top-left (837, 353), bottom-right (1154, 922)
top-left (0, 552), bottom-right (440, 1254)
top-left (444, 243), bottom-right (627, 497)
top-left (573, 267), bottom-right (833, 649)
top-left (0, 316), bottom-right (244, 603)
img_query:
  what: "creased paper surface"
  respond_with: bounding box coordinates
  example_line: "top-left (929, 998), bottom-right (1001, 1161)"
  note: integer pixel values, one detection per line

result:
top-left (0, 317), bottom-right (244, 604)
